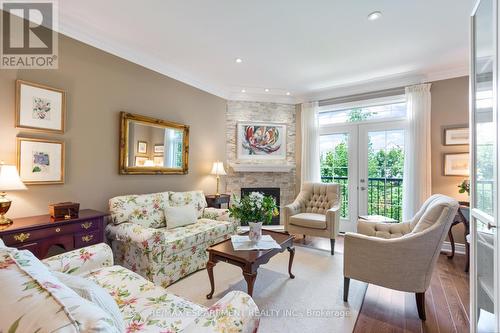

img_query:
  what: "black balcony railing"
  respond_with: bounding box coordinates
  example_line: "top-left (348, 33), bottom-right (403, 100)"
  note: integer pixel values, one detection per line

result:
top-left (321, 176), bottom-right (403, 221)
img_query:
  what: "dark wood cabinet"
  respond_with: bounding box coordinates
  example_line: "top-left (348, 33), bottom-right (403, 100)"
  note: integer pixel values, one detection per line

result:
top-left (0, 209), bottom-right (107, 259)
top-left (205, 194), bottom-right (230, 209)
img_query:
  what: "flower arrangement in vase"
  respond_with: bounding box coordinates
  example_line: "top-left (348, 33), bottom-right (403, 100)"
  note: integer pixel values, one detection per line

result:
top-left (229, 192), bottom-right (279, 242)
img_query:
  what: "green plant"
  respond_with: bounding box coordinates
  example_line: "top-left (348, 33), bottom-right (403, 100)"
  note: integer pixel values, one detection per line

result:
top-left (458, 179), bottom-right (470, 195)
top-left (229, 192), bottom-right (279, 224)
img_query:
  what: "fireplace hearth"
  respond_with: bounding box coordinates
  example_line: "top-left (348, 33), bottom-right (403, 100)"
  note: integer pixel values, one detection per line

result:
top-left (240, 187), bottom-right (280, 225)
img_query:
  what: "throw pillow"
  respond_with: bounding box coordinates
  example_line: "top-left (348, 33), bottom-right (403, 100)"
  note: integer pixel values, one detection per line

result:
top-left (52, 271), bottom-right (125, 332)
top-left (129, 205), bottom-right (166, 228)
top-left (168, 191), bottom-right (207, 218)
top-left (164, 204), bottom-right (198, 229)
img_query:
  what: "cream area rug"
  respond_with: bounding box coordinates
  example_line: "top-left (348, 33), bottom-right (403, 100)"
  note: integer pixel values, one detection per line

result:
top-left (167, 244), bottom-right (367, 332)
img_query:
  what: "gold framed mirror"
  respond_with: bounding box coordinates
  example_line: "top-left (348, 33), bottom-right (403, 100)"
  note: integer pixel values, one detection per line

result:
top-left (119, 112), bottom-right (189, 175)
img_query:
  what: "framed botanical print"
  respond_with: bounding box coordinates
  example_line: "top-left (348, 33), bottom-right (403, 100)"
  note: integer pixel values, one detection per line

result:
top-left (444, 126), bottom-right (469, 145)
top-left (137, 141), bottom-right (148, 154)
top-left (153, 156), bottom-right (164, 166)
top-left (154, 144), bottom-right (164, 154)
top-left (17, 137), bottom-right (65, 184)
top-left (135, 156), bottom-right (148, 166)
top-left (444, 153), bottom-right (470, 176)
top-left (236, 122), bottom-right (287, 160)
top-left (15, 80), bottom-right (66, 133)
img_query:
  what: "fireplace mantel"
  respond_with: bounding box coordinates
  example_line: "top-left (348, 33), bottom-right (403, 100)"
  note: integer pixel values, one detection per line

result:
top-left (229, 162), bottom-right (294, 173)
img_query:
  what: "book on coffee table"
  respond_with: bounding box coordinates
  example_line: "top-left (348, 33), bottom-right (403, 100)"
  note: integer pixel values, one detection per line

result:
top-left (231, 234), bottom-right (281, 251)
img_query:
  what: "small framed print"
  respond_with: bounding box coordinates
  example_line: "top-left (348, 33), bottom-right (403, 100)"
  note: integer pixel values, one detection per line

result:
top-left (135, 156), bottom-right (148, 166)
top-left (16, 80), bottom-right (66, 133)
top-left (17, 137), bottom-right (65, 185)
top-left (153, 156), bottom-right (164, 166)
top-left (137, 141), bottom-right (148, 154)
top-left (154, 144), bottom-right (164, 154)
top-left (444, 126), bottom-right (469, 146)
top-left (444, 153), bottom-right (470, 176)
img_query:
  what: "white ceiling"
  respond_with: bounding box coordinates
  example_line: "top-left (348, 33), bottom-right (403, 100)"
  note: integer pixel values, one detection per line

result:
top-left (58, 0), bottom-right (475, 103)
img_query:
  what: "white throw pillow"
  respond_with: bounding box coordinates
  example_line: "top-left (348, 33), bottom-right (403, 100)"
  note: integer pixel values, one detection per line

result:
top-left (52, 271), bottom-right (125, 332)
top-left (164, 204), bottom-right (198, 229)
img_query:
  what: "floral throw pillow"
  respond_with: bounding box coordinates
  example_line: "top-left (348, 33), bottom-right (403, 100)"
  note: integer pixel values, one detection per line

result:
top-left (109, 191), bottom-right (168, 225)
top-left (168, 191), bottom-right (207, 218)
top-left (129, 205), bottom-right (166, 228)
top-left (202, 207), bottom-right (232, 222)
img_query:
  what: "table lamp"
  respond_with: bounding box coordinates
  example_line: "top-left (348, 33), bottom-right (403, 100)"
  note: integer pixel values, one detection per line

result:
top-left (0, 164), bottom-right (27, 225)
top-left (210, 161), bottom-right (226, 196)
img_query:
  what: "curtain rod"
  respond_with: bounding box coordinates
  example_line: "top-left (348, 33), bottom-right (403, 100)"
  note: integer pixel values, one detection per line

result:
top-left (318, 86), bottom-right (406, 107)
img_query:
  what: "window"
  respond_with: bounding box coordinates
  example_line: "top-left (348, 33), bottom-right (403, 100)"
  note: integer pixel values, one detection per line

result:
top-left (319, 96), bottom-right (406, 126)
top-left (318, 96), bottom-right (407, 226)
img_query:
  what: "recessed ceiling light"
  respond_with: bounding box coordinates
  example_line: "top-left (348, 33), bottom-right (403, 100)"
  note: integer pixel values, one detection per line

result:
top-left (264, 88), bottom-right (270, 92)
top-left (286, 92), bottom-right (291, 96)
top-left (367, 11), bottom-right (382, 21)
top-left (235, 58), bottom-right (243, 63)
top-left (241, 89), bottom-right (246, 93)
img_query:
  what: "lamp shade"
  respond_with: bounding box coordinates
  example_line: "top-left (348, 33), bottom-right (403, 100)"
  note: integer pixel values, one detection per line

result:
top-left (0, 165), bottom-right (27, 191)
top-left (210, 161), bottom-right (227, 176)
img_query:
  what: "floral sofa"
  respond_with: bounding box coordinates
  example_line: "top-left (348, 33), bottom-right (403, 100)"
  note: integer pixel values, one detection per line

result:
top-left (0, 241), bottom-right (260, 333)
top-left (107, 190), bottom-right (238, 287)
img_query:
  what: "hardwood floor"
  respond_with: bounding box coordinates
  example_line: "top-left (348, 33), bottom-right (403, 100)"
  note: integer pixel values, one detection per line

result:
top-left (294, 234), bottom-right (470, 333)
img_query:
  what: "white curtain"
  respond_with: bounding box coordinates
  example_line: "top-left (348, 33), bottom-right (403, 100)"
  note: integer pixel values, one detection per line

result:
top-left (301, 101), bottom-right (321, 184)
top-left (402, 83), bottom-right (432, 220)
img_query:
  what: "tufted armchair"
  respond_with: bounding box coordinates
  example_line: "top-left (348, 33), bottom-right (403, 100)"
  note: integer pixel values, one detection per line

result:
top-left (343, 194), bottom-right (459, 320)
top-left (284, 182), bottom-right (341, 255)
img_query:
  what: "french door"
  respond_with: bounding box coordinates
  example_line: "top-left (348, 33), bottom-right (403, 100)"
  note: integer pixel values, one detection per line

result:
top-left (320, 121), bottom-right (406, 232)
top-left (470, 0), bottom-right (499, 331)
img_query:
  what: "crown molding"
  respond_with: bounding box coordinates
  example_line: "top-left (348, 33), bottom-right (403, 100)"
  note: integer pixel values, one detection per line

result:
top-left (295, 66), bottom-right (469, 104)
top-left (227, 91), bottom-right (298, 104)
top-left (423, 65), bottom-right (469, 82)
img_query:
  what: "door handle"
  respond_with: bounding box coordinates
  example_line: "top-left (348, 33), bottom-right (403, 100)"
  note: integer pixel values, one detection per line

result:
top-left (360, 186), bottom-right (367, 191)
top-left (487, 222), bottom-right (497, 230)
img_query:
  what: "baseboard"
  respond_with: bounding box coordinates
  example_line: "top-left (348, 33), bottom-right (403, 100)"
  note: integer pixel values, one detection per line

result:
top-left (441, 241), bottom-right (466, 255)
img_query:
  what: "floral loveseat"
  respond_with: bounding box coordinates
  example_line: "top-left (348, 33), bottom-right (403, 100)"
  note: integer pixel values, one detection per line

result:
top-left (107, 190), bottom-right (238, 287)
top-left (0, 241), bottom-right (260, 333)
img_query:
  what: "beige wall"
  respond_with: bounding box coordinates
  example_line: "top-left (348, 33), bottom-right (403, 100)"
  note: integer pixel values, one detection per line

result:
top-left (431, 76), bottom-right (470, 244)
top-left (0, 34), bottom-right (227, 218)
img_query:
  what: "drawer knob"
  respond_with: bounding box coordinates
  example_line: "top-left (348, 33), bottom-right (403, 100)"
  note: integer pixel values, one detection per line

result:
top-left (81, 222), bottom-right (93, 230)
top-left (55, 228), bottom-right (61, 233)
top-left (81, 235), bottom-right (94, 243)
top-left (14, 233), bottom-right (30, 243)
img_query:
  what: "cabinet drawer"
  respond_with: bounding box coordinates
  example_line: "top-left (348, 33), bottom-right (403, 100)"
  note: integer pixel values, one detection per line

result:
top-left (16, 242), bottom-right (40, 255)
top-left (2, 219), bottom-right (101, 246)
top-left (74, 230), bottom-right (100, 248)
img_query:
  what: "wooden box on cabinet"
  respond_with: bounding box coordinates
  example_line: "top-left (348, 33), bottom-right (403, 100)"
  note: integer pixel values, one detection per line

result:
top-left (0, 209), bottom-right (107, 259)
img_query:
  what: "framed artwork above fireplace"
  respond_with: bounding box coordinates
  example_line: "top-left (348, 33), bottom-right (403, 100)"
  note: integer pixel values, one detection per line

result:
top-left (236, 122), bottom-right (286, 160)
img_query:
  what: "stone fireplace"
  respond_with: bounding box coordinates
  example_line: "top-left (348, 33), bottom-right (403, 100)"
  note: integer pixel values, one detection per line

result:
top-left (225, 101), bottom-right (297, 225)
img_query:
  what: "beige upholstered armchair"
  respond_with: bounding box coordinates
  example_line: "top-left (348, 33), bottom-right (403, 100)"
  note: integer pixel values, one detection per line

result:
top-left (284, 182), bottom-right (341, 255)
top-left (343, 194), bottom-right (459, 320)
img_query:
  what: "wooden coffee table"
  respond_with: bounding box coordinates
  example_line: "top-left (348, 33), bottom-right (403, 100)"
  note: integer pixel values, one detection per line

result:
top-left (206, 229), bottom-right (295, 298)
